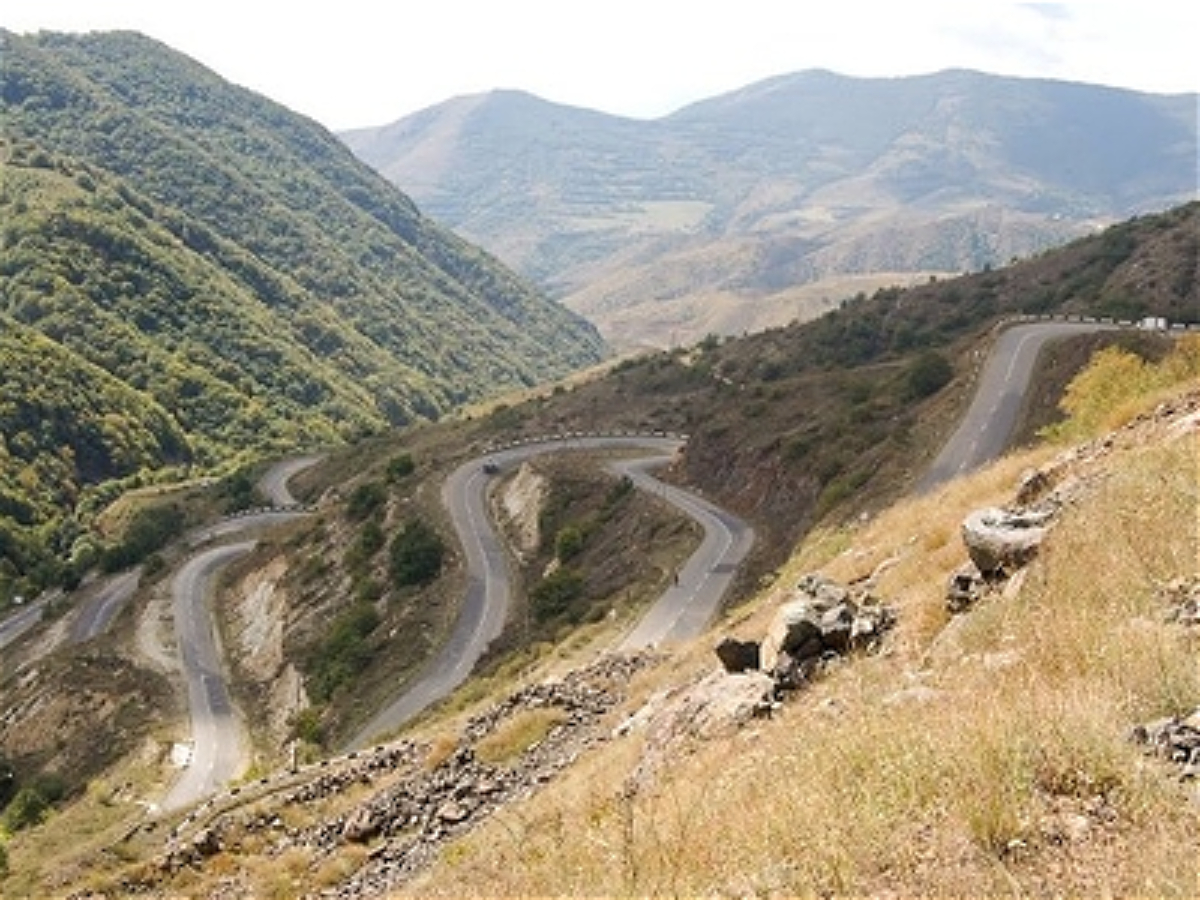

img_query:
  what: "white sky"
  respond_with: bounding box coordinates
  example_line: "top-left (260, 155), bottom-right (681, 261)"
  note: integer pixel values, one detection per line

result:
top-left (6, 1), bottom-right (1198, 131)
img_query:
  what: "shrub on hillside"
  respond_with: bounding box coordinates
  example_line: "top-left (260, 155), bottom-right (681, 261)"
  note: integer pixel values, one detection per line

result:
top-left (308, 602), bottom-right (380, 703)
top-left (904, 350), bottom-right (954, 400)
top-left (345, 481), bottom-right (386, 522)
top-left (389, 519), bottom-right (445, 588)
top-left (386, 453), bottom-right (416, 482)
top-left (100, 504), bottom-right (185, 572)
top-left (531, 568), bottom-right (585, 623)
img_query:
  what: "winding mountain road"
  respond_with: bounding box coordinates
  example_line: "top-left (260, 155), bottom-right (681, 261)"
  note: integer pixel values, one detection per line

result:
top-left (348, 435), bottom-right (754, 748)
top-left (1, 318), bottom-right (1156, 810)
top-left (160, 457), bottom-right (319, 811)
top-left (918, 320), bottom-right (1121, 491)
top-left (613, 454), bottom-right (755, 650)
top-left (350, 319), bottom-right (1129, 747)
top-left (162, 541), bottom-right (255, 812)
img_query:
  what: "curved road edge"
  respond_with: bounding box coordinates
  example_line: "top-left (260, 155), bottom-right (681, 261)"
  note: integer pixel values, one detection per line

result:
top-left (161, 541), bottom-right (255, 813)
top-left (258, 454), bottom-right (323, 507)
top-left (918, 320), bottom-right (1122, 492)
top-left (613, 455), bottom-right (754, 650)
top-left (347, 435), bottom-right (753, 749)
top-left (160, 456), bottom-right (320, 812)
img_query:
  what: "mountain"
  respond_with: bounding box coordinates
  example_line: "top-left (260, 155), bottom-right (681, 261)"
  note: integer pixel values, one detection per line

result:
top-left (342, 70), bottom-right (1197, 346)
top-left (0, 30), bottom-right (603, 597)
top-left (6, 202), bottom-right (1198, 897)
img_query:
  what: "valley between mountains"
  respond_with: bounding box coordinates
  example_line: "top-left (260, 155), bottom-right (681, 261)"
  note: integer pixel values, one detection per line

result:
top-left (0, 28), bottom-right (1197, 900)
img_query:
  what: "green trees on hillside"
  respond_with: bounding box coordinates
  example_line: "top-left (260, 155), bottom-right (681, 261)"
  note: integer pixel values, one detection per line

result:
top-left (308, 602), bottom-right (382, 703)
top-left (0, 312), bottom-right (194, 601)
top-left (389, 519), bottom-right (445, 589)
top-left (904, 350), bottom-right (954, 399)
top-left (0, 28), bottom-right (603, 595)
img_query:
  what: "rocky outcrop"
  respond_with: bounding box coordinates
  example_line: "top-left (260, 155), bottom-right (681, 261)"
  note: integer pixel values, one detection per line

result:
top-left (714, 636), bottom-right (760, 673)
top-left (949, 463), bottom-right (1081, 612)
top-left (619, 574), bottom-right (893, 792)
top-left (620, 670), bottom-right (775, 791)
top-left (707, 574), bottom-right (895, 692)
top-left (498, 462), bottom-right (548, 561)
top-left (960, 506), bottom-right (1051, 577)
top-left (757, 574), bottom-right (894, 691)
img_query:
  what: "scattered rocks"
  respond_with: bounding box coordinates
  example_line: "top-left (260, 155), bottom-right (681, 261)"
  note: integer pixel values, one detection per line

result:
top-left (1159, 577), bottom-right (1200, 627)
top-left (341, 806), bottom-right (383, 844)
top-left (950, 462), bottom-right (1080, 611)
top-left (1131, 709), bottom-right (1200, 779)
top-left (619, 573), bottom-right (895, 792)
top-left (184, 650), bottom-right (663, 900)
top-left (436, 800), bottom-right (470, 824)
top-left (1014, 467), bottom-right (1055, 506)
top-left (946, 563), bottom-right (987, 613)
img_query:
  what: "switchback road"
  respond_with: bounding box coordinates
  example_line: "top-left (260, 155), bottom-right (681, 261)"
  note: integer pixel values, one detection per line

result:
top-left (918, 320), bottom-right (1120, 491)
top-left (348, 435), bottom-right (753, 748)
top-left (161, 456), bottom-right (318, 811)
top-left (162, 542), bottom-right (254, 812)
top-left (613, 455), bottom-right (755, 650)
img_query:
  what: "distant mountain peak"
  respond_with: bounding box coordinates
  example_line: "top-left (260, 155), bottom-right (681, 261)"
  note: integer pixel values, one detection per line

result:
top-left (343, 68), bottom-right (1196, 348)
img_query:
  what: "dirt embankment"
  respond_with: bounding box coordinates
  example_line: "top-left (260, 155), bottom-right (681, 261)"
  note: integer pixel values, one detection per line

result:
top-left (223, 555), bottom-right (309, 759)
top-left (496, 462), bottom-right (548, 562)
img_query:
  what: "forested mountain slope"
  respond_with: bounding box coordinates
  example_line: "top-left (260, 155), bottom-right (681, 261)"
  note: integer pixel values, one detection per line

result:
top-left (344, 70), bottom-right (1197, 346)
top-left (0, 30), bottom-right (603, 599)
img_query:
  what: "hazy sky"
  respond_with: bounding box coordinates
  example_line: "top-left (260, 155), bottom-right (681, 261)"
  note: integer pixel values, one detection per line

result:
top-left (6, 1), bottom-right (1198, 130)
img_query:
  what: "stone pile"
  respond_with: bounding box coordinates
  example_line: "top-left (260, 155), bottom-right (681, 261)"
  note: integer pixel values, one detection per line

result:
top-left (1131, 709), bottom-right (1200, 781)
top-left (149, 651), bottom-right (660, 899)
top-left (715, 573), bottom-right (895, 694)
top-left (312, 651), bottom-right (659, 898)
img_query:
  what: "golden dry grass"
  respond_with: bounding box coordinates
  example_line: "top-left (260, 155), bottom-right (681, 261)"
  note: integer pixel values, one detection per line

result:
top-left (398, 380), bottom-right (1200, 898)
top-left (7, 349), bottom-right (1197, 900)
top-left (474, 708), bottom-right (568, 767)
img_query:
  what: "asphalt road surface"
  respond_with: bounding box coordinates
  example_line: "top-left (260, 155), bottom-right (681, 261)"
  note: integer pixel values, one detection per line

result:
top-left (918, 320), bottom-right (1120, 491)
top-left (69, 568), bottom-right (142, 644)
top-left (161, 541), bottom-right (254, 813)
top-left (0, 594), bottom-right (53, 654)
top-left (161, 456), bottom-right (316, 811)
top-left (188, 510), bottom-right (310, 548)
top-left (257, 454), bottom-right (321, 506)
top-left (613, 455), bottom-right (754, 650)
top-left (348, 435), bottom-right (752, 748)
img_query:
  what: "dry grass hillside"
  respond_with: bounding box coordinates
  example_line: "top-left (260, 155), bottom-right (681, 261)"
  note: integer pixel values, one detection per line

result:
top-left (6, 333), bottom-right (1195, 900)
top-left (398, 348), bottom-right (1200, 898)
